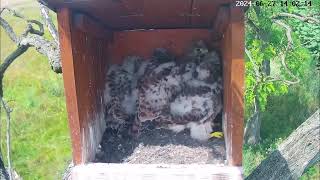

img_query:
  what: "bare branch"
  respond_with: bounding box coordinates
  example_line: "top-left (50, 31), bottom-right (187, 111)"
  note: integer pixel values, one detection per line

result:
top-left (19, 35), bottom-right (61, 73)
top-left (272, 19), bottom-right (300, 85)
top-left (0, 5), bottom-right (62, 179)
top-left (0, 17), bottom-right (18, 43)
top-left (273, 12), bottom-right (320, 24)
top-left (279, 53), bottom-right (300, 84)
top-left (39, 2), bottom-right (59, 44)
top-left (273, 20), bottom-right (294, 49)
top-left (0, 97), bottom-right (13, 180)
top-left (0, 8), bottom-right (26, 20)
top-left (265, 76), bottom-right (299, 85)
top-left (0, 7), bottom-right (62, 73)
top-left (0, 46), bottom-right (29, 77)
top-left (245, 48), bottom-right (261, 80)
top-left (246, 15), bottom-right (300, 85)
top-left (23, 20), bottom-right (44, 37)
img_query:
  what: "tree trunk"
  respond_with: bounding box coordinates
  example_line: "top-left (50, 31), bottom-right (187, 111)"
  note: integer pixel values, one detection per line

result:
top-left (244, 110), bottom-right (261, 145)
top-left (244, 90), bottom-right (261, 145)
top-left (246, 109), bottom-right (320, 180)
top-left (0, 154), bottom-right (9, 180)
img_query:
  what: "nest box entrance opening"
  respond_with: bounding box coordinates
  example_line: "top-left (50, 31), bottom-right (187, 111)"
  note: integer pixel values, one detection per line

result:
top-left (44, 0), bottom-right (244, 176)
top-left (97, 33), bottom-right (226, 164)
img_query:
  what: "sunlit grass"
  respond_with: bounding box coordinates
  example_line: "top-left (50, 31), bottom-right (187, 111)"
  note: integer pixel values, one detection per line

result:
top-left (1, 1), bottom-right (71, 179)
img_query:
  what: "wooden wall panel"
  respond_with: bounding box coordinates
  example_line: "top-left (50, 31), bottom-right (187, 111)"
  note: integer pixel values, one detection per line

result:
top-left (57, 8), bottom-right (109, 164)
top-left (220, 6), bottom-right (245, 166)
top-left (56, 2), bottom-right (245, 167)
top-left (141, 0), bottom-right (191, 28)
top-left (191, 0), bottom-right (221, 27)
top-left (57, 8), bottom-right (82, 164)
top-left (43, 0), bottom-right (233, 30)
top-left (108, 29), bottom-right (215, 64)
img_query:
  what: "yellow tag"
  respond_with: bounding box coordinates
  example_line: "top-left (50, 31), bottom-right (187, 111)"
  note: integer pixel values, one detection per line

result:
top-left (210, 131), bottom-right (223, 138)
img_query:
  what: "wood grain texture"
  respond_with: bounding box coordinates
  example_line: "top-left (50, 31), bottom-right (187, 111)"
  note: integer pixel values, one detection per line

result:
top-left (107, 29), bottom-right (215, 64)
top-left (54, 0), bottom-right (245, 168)
top-left (57, 8), bottom-right (109, 164)
top-left (73, 13), bottom-right (113, 39)
top-left (72, 164), bottom-right (243, 180)
top-left (212, 5), bottom-right (230, 41)
top-left (57, 8), bottom-right (82, 164)
top-left (41, 0), bottom-right (233, 30)
top-left (247, 110), bottom-right (320, 179)
top-left (220, 6), bottom-right (245, 166)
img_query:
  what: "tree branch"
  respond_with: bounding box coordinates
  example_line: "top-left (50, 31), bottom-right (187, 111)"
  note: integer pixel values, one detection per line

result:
top-left (0, 4), bottom-right (62, 179)
top-left (0, 97), bottom-right (13, 180)
top-left (272, 19), bottom-right (300, 85)
top-left (245, 48), bottom-right (261, 80)
top-left (273, 20), bottom-right (294, 49)
top-left (273, 12), bottom-right (320, 24)
top-left (23, 20), bottom-right (44, 37)
top-left (39, 2), bottom-right (59, 44)
top-left (0, 46), bottom-right (29, 77)
top-left (0, 17), bottom-right (18, 44)
top-left (0, 7), bottom-right (62, 73)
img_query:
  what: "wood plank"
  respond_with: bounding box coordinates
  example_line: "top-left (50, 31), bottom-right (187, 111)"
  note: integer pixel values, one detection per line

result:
top-left (220, 6), bottom-right (245, 166)
top-left (57, 8), bottom-right (110, 164)
top-left (41, 0), bottom-right (234, 30)
top-left (141, 0), bottom-right (191, 29)
top-left (212, 5), bottom-right (230, 40)
top-left (191, 0), bottom-right (222, 27)
top-left (73, 13), bottom-right (113, 39)
top-left (72, 164), bottom-right (243, 180)
top-left (57, 7), bottom-right (83, 165)
top-left (107, 29), bottom-right (214, 64)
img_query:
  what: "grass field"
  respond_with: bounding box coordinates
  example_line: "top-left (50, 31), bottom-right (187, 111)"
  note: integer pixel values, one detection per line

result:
top-left (1, 1), bottom-right (71, 179)
top-left (0, 0), bottom-right (319, 179)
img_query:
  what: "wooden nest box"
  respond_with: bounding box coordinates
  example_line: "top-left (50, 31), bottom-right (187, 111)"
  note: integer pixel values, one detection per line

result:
top-left (43, 0), bottom-right (244, 179)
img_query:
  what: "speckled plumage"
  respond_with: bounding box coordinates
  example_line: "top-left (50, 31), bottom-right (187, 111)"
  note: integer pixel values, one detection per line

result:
top-left (104, 42), bottom-right (223, 141)
top-left (104, 56), bottom-right (146, 132)
top-left (135, 43), bottom-right (223, 141)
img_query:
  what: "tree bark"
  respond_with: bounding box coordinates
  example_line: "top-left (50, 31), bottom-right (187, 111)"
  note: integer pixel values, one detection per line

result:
top-left (246, 109), bottom-right (320, 180)
top-left (244, 87), bottom-right (262, 145)
top-left (244, 110), bottom-right (261, 145)
top-left (0, 155), bottom-right (9, 180)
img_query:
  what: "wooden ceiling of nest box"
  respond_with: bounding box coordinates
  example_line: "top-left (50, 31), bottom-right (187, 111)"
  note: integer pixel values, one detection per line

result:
top-left (41, 0), bottom-right (233, 30)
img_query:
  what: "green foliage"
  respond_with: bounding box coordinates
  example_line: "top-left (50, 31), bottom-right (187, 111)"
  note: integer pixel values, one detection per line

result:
top-left (244, 84), bottom-right (319, 178)
top-left (245, 5), bottom-right (310, 110)
top-left (244, 2), bottom-right (319, 178)
top-left (245, 3), bottom-right (318, 112)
